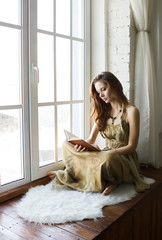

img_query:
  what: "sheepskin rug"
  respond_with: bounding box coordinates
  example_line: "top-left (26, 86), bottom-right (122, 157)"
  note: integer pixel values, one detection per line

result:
top-left (17, 177), bottom-right (154, 225)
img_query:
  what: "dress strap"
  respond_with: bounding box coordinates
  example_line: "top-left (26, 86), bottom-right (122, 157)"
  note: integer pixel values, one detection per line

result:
top-left (120, 104), bottom-right (124, 119)
top-left (120, 104), bottom-right (127, 121)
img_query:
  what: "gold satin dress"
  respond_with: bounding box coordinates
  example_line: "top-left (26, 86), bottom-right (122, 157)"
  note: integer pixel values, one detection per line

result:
top-left (52, 108), bottom-right (150, 193)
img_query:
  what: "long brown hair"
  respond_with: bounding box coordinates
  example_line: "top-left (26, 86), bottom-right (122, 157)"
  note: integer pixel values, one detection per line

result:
top-left (90, 72), bottom-right (128, 131)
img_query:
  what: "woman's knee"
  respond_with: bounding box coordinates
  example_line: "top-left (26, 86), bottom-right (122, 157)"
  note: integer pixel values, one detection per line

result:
top-left (105, 151), bottom-right (116, 163)
top-left (105, 151), bottom-right (122, 168)
top-left (62, 140), bottom-right (68, 148)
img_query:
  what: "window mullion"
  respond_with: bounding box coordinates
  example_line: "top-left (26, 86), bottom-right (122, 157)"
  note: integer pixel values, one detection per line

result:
top-left (54, 38), bottom-right (58, 163)
top-left (29, 0), bottom-right (40, 180)
top-left (84, 0), bottom-right (90, 139)
top-left (53, 0), bottom-right (58, 163)
top-left (70, 0), bottom-right (72, 132)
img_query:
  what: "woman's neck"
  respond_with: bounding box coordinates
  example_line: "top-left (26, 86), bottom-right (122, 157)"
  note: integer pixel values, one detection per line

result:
top-left (110, 101), bottom-right (122, 115)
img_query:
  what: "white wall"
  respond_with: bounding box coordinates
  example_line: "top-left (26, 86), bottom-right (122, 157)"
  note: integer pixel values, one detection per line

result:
top-left (90, 0), bottom-right (131, 148)
top-left (91, 0), bottom-right (106, 78)
top-left (106, 0), bottom-right (131, 99)
top-left (151, 0), bottom-right (162, 133)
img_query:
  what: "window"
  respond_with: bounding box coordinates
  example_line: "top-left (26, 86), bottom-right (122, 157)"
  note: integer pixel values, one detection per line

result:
top-left (0, 0), bottom-right (90, 192)
top-left (0, 0), bottom-right (30, 192)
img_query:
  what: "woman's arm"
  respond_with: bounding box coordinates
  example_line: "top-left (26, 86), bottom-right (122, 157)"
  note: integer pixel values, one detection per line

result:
top-left (86, 122), bottom-right (99, 144)
top-left (74, 122), bottom-right (100, 152)
top-left (114, 105), bottom-right (140, 155)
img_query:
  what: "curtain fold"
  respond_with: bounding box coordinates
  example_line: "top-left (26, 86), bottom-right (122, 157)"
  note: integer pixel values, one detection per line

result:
top-left (130, 0), bottom-right (160, 167)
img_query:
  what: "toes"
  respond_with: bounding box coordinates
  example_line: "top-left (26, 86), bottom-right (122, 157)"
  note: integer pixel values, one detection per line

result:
top-left (102, 185), bottom-right (117, 196)
top-left (102, 187), bottom-right (110, 196)
top-left (49, 175), bottom-right (55, 180)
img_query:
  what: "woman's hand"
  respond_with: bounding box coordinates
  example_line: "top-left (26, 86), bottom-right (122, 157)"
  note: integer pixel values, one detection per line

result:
top-left (74, 122), bottom-right (100, 153)
top-left (91, 144), bottom-right (100, 150)
top-left (74, 143), bottom-right (100, 152)
top-left (74, 144), bottom-right (87, 152)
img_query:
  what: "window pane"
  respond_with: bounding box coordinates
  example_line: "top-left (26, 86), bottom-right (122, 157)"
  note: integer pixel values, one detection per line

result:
top-left (72, 103), bottom-right (84, 138)
top-left (38, 33), bottom-right (54, 103)
top-left (57, 105), bottom-right (70, 160)
top-left (0, 27), bottom-right (22, 106)
top-left (56, 0), bottom-right (70, 36)
top-left (0, 109), bottom-right (23, 185)
top-left (56, 37), bottom-right (70, 101)
top-left (37, 0), bottom-right (54, 32)
top-left (0, 0), bottom-right (21, 25)
top-left (38, 106), bottom-right (55, 167)
top-left (72, 0), bottom-right (84, 38)
top-left (72, 41), bottom-right (84, 100)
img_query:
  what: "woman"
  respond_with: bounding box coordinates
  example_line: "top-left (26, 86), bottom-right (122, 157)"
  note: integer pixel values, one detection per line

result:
top-left (48, 72), bottom-right (150, 195)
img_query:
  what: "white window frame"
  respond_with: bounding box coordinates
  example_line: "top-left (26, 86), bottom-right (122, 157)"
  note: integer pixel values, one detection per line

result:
top-left (0, 0), bottom-right (90, 193)
top-left (29, 0), bottom-right (90, 180)
top-left (0, 0), bottom-right (30, 193)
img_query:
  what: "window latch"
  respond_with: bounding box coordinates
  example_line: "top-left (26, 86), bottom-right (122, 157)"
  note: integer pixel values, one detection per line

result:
top-left (32, 64), bottom-right (39, 83)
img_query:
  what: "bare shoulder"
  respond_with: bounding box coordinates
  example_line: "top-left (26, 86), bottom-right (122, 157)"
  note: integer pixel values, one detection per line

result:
top-left (125, 104), bottom-right (140, 121)
top-left (126, 104), bottom-right (139, 113)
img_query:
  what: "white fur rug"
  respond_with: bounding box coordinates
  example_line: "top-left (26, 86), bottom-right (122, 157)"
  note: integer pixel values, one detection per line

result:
top-left (17, 177), bottom-right (154, 225)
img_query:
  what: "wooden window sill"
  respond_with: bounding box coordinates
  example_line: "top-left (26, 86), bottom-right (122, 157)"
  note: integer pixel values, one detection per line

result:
top-left (0, 176), bottom-right (51, 203)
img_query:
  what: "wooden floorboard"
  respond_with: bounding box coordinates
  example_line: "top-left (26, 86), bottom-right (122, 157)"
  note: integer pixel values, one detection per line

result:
top-left (140, 165), bottom-right (162, 181)
top-left (0, 166), bottom-right (162, 240)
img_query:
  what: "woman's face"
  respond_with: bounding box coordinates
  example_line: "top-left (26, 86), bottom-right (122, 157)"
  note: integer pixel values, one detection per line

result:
top-left (94, 80), bottom-right (112, 103)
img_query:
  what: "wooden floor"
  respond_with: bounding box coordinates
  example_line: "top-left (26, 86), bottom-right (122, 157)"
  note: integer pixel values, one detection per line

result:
top-left (0, 166), bottom-right (162, 240)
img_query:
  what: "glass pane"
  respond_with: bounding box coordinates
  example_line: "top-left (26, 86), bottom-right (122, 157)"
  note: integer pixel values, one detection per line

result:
top-left (37, 0), bottom-right (54, 32)
top-left (38, 106), bottom-right (55, 167)
top-left (0, 27), bottom-right (22, 106)
top-left (0, 0), bottom-right (21, 25)
top-left (72, 0), bottom-right (84, 38)
top-left (0, 109), bottom-right (23, 185)
top-left (72, 103), bottom-right (84, 139)
top-left (72, 41), bottom-right (84, 100)
top-left (38, 33), bottom-right (54, 103)
top-left (57, 105), bottom-right (70, 160)
top-left (56, 0), bottom-right (70, 35)
top-left (56, 37), bottom-right (70, 101)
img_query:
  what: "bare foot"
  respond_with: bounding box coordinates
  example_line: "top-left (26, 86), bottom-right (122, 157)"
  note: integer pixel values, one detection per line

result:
top-left (47, 171), bottom-right (57, 180)
top-left (102, 184), bottom-right (117, 196)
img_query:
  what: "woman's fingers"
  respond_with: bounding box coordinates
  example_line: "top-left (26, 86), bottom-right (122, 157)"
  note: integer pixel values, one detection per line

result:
top-left (74, 144), bottom-right (87, 152)
top-left (80, 147), bottom-right (86, 152)
top-left (91, 144), bottom-right (100, 150)
top-left (74, 144), bottom-right (80, 150)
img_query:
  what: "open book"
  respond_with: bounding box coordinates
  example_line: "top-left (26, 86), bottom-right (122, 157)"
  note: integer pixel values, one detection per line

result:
top-left (64, 129), bottom-right (101, 152)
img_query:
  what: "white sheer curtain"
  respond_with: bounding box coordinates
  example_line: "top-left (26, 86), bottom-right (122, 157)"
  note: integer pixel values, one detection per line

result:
top-left (130, 0), bottom-right (160, 167)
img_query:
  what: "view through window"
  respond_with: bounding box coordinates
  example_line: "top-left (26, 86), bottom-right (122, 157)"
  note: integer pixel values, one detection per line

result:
top-left (0, 0), bottom-right (90, 190)
top-left (0, 0), bottom-right (26, 187)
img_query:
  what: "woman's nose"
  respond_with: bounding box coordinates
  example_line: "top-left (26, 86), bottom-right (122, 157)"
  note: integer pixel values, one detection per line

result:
top-left (100, 92), bottom-right (104, 98)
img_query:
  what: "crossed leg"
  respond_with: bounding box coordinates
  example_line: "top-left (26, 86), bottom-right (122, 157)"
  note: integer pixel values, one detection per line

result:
top-left (48, 170), bottom-right (117, 194)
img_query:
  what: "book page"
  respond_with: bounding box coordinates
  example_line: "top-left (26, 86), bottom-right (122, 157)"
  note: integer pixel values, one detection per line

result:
top-left (64, 129), bottom-right (78, 141)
